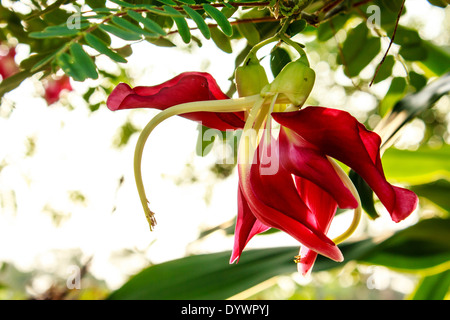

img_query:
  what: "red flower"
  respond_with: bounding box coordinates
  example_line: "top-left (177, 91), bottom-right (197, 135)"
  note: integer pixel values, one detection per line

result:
top-left (107, 68), bottom-right (418, 274)
top-left (273, 108), bottom-right (418, 223)
top-left (0, 46), bottom-right (19, 80)
top-left (44, 75), bottom-right (73, 105)
top-left (232, 107), bottom-right (418, 274)
top-left (107, 72), bottom-right (245, 131)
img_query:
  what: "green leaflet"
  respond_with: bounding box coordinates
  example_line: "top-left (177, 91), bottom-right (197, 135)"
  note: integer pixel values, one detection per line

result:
top-left (237, 22), bottom-right (260, 46)
top-left (339, 22), bottom-right (381, 77)
top-left (203, 4), bottom-right (233, 37)
top-left (127, 10), bottom-right (167, 36)
top-left (177, 0), bottom-right (196, 4)
top-left (99, 24), bottom-right (142, 41)
top-left (379, 77), bottom-right (407, 116)
top-left (156, 0), bottom-right (177, 6)
top-left (29, 24), bottom-right (85, 38)
top-left (182, 5), bottom-right (211, 39)
top-left (163, 5), bottom-right (191, 43)
top-left (372, 55), bottom-right (395, 84)
top-left (110, 16), bottom-right (153, 37)
top-left (316, 14), bottom-right (348, 42)
top-left (419, 40), bottom-right (450, 76)
top-left (57, 52), bottom-right (85, 81)
top-left (69, 43), bottom-right (98, 80)
top-left (84, 33), bottom-right (127, 63)
top-left (210, 26), bottom-right (232, 53)
top-left (108, 0), bottom-right (136, 8)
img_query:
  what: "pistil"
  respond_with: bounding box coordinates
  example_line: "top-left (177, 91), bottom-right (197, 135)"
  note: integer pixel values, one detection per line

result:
top-left (327, 157), bottom-right (362, 245)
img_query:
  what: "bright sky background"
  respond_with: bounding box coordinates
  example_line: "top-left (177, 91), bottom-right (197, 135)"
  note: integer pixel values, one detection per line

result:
top-left (0, 0), bottom-right (447, 295)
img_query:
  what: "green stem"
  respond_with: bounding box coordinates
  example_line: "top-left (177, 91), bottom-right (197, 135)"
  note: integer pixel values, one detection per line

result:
top-left (243, 35), bottom-right (280, 65)
top-left (279, 34), bottom-right (309, 66)
top-left (243, 17), bottom-right (294, 65)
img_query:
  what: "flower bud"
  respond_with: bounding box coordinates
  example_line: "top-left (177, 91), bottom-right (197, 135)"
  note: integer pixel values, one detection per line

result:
top-left (262, 59), bottom-right (315, 106)
top-left (235, 62), bottom-right (269, 97)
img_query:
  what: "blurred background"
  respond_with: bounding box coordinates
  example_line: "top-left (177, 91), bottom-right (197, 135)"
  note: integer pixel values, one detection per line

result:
top-left (0, 0), bottom-right (449, 300)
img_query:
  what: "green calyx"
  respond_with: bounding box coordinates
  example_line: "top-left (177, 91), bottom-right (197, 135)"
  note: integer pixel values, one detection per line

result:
top-left (235, 59), bottom-right (269, 97)
top-left (261, 59), bottom-right (315, 106)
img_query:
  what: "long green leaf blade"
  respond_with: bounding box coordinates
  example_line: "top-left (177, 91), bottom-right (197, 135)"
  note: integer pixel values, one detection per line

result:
top-left (382, 144), bottom-right (450, 184)
top-left (107, 247), bottom-right (298, 300)
top-left (107, 218), bottom-right (450, 300)
top-left (410, 270), bottom-right (450, 300)
top-left (359, 218), bottom-right (450, 272)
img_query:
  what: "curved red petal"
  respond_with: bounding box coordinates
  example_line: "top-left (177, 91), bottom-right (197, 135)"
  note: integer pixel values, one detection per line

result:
top-left (230, 185), bottom-right (270, 264)
top-left (295, 176), bottom-right (338, 275)
top-left (273, 107), bottom-right (418, 222)
top-left (239, 134), bottom-right (343, 262)
top-left (298, 246), bottom-right (319, 276)
top-left (279, 127), bottom-right (358, 209)
top-left (295, 176), bottom-right (338, 233)
top-left (106, 72), bottom-right (245, 131)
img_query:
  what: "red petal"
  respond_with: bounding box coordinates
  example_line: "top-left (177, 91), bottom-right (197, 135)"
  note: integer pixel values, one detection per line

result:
top-left (106, 72), bottom-right (245, 131)
top-left (273, 107), bottom-right (418, 222)
top-left (295, 176), bottom-right (338, 275)
top-left (230, 185), bottom-right (270, 264)
top-left (279, 127), bottom-right (358, 209)
top-left (239, 134), bottom-right (343, 262)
